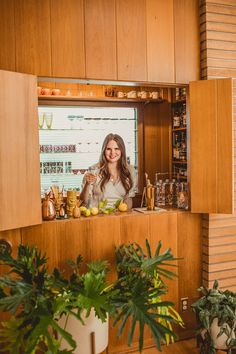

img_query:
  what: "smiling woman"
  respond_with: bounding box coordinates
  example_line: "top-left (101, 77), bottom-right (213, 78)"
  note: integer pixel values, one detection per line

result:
top-left (80, 133), bottom-right (138, 209)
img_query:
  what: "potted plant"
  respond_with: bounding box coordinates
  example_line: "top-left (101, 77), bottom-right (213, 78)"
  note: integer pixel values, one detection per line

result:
top-left (0, 245), bottom-right (77, 353)
top-left (191, 280), bottom-right (236, 354)
top-left (0, 240), bottom-right (183, 353)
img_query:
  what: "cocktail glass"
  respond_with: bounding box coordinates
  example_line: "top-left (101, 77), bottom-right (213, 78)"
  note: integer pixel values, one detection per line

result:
top-left (44, 113), bottom-right (53, 129)
top-left (38, 113), bottom-right (44, 129)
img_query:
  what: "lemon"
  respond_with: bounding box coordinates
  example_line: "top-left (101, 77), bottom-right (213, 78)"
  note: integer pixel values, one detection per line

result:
top-left (118, 202), bottom-right (128, 212)
top-left (84, 209), bottom-right (91, 217)
top-left (80, 206), bottom-right (87, 213)
top-left (90, 207), bottom-right (99, 216)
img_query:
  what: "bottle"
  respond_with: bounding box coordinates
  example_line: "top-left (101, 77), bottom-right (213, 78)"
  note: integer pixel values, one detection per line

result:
top-left (173, 134), bottom-right (180, 160)
top-left (157, 180), bottom-right (165, 207)
top-left (173, 109), bottom-right (180, 128)
top-left (179, 132), bottom-right (187, 161)
top-left (172, 179), bottom-right (179, 208)
top-left (164, 179), bottom-right (173, 206)
top-left (182, 103), bottom-right (187, 127)
top-left (177, 183), bottom-right (189, 210)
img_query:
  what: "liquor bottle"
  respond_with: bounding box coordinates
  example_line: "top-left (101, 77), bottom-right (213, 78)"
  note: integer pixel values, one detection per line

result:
top-left (173, 109), bottom-right (180, 128)
top-left (181, 103), bottom-right (187, 127)
top-left (156, 179), bottom-right (165, 207)
top-left (172, 179), bottom-right (179, 208)
top-left (173, 134), bottom-right (180, 160)
top-left (165, 179), bottom-right (173, 206)
top-left (177, 182), bottom-right (189, 210)
top-left (179, 132), bottom-right (187, 161)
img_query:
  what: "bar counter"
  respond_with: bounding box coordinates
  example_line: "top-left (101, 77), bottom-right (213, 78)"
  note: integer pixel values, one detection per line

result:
top-left (0, 209), bottom-right (202, 353)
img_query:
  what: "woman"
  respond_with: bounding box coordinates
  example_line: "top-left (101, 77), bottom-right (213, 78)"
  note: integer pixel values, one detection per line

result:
top-left (80, 133), bottom-right (137, 209)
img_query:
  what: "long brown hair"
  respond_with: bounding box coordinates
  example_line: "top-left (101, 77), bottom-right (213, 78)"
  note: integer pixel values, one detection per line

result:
top-left (98, 133), bottom-right (133, 194)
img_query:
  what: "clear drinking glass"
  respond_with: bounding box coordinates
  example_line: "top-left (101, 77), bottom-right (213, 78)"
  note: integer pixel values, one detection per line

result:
top-left (38, 113), bottom-right (44, 129)
top-left (44, 113), bottom-right (53, 129)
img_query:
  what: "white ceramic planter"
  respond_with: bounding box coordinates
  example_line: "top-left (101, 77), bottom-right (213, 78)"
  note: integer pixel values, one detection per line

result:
top-left (58, 309), bottom-right (108, 354)
top-left (201, 318), bottom-right (236, 350)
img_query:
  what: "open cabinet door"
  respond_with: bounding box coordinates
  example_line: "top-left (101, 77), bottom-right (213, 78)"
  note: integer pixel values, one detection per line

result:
top-left (190, 78), bottom-right (233, 214)
top-left (0, 70), bottom-right (42, 230)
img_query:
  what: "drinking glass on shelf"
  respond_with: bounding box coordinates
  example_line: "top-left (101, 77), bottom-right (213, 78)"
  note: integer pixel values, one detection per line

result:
top-left (76, 115), bottom-right (84, 129)
top-left (67, 115), bottom-right (75, 129)
top-left (44, 112), bottom-right (53, 129)
top-left (38, 113), bottom-right (44, 129)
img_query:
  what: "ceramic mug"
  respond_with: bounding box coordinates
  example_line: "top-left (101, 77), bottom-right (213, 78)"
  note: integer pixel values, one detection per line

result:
top-left (150, 91), bottom-right (158, 99)
top-left (41, 88), bottom-right (51, 95)
top-left (117, 91), bottom-right (125, 98)
top-left (127, 91), bottom-right (137, 98)
top-left (52, 88), bottom-right (61, 96)
top-left (140, 91), bottom-right (147, 99)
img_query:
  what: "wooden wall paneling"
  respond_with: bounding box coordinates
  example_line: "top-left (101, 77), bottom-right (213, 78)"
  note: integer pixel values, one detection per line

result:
top-left (146, 0), bottom-right (175, 83)
top-left (0, 229), bottom-right (22, 269)
top-left (50, 0), bottom-right (85, 78)
top-left (143, 102), bottom-right (172, 184)
top-left (116, 0), bottom-right (147, 82)
top-left (0, 0), bottom-right (15, 71)
top-left (190, 79), bottom-right (233, 214)
top-left (200, 0), bottom-right (236, 79)
top-left (88, 215), bottom-right (120, 283)
top-left (0, 228), bottom-right (21, 322)
top-left (21, 222), bottom-right (65, 270)
top-left (149, 213), bottom-right (178, 307)
top-left (0, 70), bottom-right (41, 231)
top-left (111, 214), bottom-right (151, 353)
top-left (202, 212), bottom-right (236, 291)
top-left (85, 0), bottom-right (117, 80)
top-left (58, 219), bottom-right (90, 275)
top-left (177, 212), bottom-right (202, 338)
top-left (15, 0), bottom-right (51, 76)
top-left (174, 0), bottom-right (200, 84)
top-left (216, 79), bottom-right (233, 212)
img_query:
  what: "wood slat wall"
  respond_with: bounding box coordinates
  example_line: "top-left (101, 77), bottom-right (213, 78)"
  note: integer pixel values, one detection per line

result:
top-left (201, 0), bottom-right (236, 290)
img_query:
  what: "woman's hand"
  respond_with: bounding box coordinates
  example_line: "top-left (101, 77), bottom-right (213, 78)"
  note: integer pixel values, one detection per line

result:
top-left (85, 172), bottom-right (97, 185)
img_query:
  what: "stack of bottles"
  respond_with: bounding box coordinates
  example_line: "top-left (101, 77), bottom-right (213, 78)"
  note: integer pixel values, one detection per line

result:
top-left (155, 177), bottom-right (189, 210)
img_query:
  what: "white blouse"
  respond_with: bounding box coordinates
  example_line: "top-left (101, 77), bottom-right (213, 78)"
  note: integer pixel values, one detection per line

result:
top-left (82, 164), bottom-right (138, 208)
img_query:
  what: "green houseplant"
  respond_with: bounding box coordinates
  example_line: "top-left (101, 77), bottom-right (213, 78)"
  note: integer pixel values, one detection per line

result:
top-left (191, 280), bottom-right (236, 354)
top-left (0, 240), bottom-right (183, 353)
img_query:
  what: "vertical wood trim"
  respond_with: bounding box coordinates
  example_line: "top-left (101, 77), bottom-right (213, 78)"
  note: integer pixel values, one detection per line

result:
top-left (0, 70), bottom-right (41, 231)
top-left (216, 79), bottom-right (233, 213)
top-left (190, 79), bottom-right (218, 213)
top-left (0, 0), bottom-right (15, 71)
top-left (174, 0), bottom-right (200, 83)
top-left (50, 0), bottom-right (85, 78)
top-left (143, 102), bottom-right (171, 185)
top-left (146, 0), bottom-right (175, 83)
top-left (116, 0), bottom-right (147, 81)
top-left (15, 0), bottom-right (51, 76)
top-left (85, 0), bottom-right (117, 80)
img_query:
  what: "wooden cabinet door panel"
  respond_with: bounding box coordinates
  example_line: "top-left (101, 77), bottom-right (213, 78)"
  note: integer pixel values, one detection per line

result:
top-left (51, 0), bottom-right (85, 78)
top-left (21, 223), bottom-right (64, 270)
top-left (0, 0), bottom-right (15, 72)
top-left (15, 0), bottom-right (51, 76)
top-left (0, 70), bottom-right (41, 231)
top-left (116, 0), bottom-right (147, 82)
top-left (85, 0), bottom-right (117, 80)
top-left (174, 0), bottom-right (200, 83)
top-left (146, 0), bottom-right (175, 83)
top-left (190, 78), bottom-right (233, 213)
